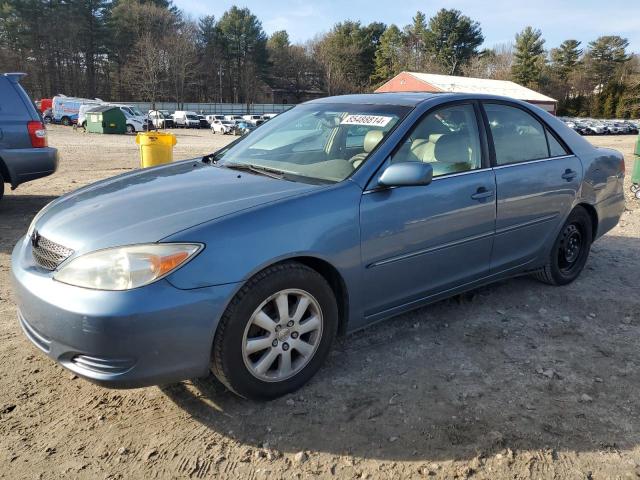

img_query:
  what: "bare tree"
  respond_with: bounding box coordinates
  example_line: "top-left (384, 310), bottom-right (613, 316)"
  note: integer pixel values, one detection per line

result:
top-left (167, 22), bottom-right (198, 108)
top-left (123, 33), bottom-right (168, 108)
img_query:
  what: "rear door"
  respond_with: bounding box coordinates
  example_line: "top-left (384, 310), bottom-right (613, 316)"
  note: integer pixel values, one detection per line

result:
top-left (360, 102), bottom-right (496, 317)
top-left (482, 102), bottom-right (582, 273)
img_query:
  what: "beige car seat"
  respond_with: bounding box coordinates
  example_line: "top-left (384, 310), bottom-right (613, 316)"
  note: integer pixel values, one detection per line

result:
top-left (349, 130), bottom-right (384, 168)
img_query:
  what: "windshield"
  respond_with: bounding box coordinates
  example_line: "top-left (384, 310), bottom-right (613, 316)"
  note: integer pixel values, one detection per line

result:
top-left (130, 107), bottom-right (144, 116)
top-left (215, 103), bottom-right (409, 183)
top-left (187, 114), bottom-right (198, 120)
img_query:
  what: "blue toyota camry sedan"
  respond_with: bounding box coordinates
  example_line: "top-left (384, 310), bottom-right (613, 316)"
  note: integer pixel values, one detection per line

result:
top-left (12, 93), bottom-right (625, 399)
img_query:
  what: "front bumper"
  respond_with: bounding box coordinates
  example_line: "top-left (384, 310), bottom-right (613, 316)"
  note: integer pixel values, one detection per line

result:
top-left (11, 236), bottom-right (240, 388)
top-left (1, 146), bottom-right (58, 189)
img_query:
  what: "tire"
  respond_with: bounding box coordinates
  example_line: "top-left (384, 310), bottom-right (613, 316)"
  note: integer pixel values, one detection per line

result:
top-left (61, 116), bottom-right (71, 126)
top-left (533, 206), bottom-right (593, 286)
top-left (211, 262), bottom-right (338, 400)
top-left (126, 124), bottom-right (135, 134)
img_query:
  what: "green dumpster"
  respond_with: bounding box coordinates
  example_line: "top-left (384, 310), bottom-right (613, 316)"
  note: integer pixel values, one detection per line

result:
top-left (86, 105), bottom-right (126, 134)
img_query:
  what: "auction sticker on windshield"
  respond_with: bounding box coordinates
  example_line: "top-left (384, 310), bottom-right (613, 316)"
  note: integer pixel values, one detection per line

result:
top-left (341, 114), bottom-right (393, 127)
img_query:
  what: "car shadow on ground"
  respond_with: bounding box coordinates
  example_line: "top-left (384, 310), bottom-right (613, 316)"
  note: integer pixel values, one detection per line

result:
top-left (161, 235), bottom-right (640, 462)
top-left (0, 194), bottom-right (58, 255)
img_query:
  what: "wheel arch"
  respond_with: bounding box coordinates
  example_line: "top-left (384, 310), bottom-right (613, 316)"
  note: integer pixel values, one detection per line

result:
top-left (575, 202), bottom-right (598, 240)
top-left (239, 256), bottom-right (350, 336)
top-left (0, 156), bottom-right (12, 185)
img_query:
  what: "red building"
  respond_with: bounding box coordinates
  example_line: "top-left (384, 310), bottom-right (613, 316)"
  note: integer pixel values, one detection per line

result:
top-left (376, 72), bottom-right (557, 114)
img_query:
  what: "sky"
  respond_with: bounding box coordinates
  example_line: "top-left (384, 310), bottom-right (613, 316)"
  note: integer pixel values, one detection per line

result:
top-left (173, 0), bottom-right (640, 53)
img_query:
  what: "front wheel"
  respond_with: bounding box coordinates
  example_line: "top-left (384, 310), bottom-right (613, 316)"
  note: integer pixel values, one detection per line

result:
top-left (533, 206), bottom-right (593, 285)
top-left (126, 124), bottom-right (135, 134)
top-left (211, 262), bottom-right (338, 399)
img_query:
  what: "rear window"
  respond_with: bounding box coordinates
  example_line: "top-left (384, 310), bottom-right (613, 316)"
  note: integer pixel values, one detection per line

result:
top-left (0, 77), bottom-right (37, 120)
top-left (484, 104), bottom-right (549, 165)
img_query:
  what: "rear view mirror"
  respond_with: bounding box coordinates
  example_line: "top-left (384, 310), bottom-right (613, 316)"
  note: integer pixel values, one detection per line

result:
top-left (378, 162), bottom-right (433, 187)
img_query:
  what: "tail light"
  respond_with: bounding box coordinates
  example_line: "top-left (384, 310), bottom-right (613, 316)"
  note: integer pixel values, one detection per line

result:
top-left (27, 121), bottom-right (48, 148)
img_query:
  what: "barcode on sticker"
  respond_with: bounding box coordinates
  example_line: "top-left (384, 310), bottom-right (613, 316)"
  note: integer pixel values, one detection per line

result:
top-left (341, 115), bottom-right (392, 127)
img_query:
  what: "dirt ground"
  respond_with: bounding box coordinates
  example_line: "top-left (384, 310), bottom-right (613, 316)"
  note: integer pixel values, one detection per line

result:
top-left (1, 126), bottom-right (639, 480)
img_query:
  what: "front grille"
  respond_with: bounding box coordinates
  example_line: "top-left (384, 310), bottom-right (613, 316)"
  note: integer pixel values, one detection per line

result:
top-left (31, 232), bottom-right (74, 270)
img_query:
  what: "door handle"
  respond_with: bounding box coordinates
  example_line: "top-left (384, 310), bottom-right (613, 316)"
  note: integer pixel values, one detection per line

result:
top-left (561, 169), bottom-right (577, 181)
top-left (471, 187), bottom-right (495, 201)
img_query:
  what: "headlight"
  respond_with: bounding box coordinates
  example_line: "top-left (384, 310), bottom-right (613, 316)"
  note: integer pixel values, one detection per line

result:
top-left (54, 243), bottom-right (202, 290)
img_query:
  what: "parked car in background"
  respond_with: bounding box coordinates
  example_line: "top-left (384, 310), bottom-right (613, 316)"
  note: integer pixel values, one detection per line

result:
top-left (242, 114), bottom-right (264, 126)
top-left (148, 110), bottom-right (174, 129)
top-left (232, 120), bottom-right (256, 136)
top-left (110, 104), bottom-right (149, 133)
top-left (173, 111), bottom-right (201, 128)
top-left (559, 117), bottom-right (639, 136)
top-left (12, 92), bottom-right (625, 399)
top-left (197, 115), bottom-right (210, 128)
top-left (211, 119), bottom-right (235, 134)
top-left (42, 108), bottom-right (53, 124)
top-left (206, 114), bottom-right (226, 124)
top-left (224, 114), bottom-right (244, 123)
top-left (0, 73), bottom-right (58, 201)
top-left (51, 94), bottom-right (103, 126)
top-left (262, 113), bottom-right (279, 120)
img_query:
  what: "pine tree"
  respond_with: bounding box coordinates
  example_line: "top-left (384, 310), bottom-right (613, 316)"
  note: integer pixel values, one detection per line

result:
top-left (372, 25), bottom-right (405, 83)
top-left (512, 26), bottom-right (545, 87)
top-left (424, 9), bottom-right (484, 75)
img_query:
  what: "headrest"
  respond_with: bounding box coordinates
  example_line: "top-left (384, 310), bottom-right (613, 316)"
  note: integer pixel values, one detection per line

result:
top-left (433, 134), bottom-right (470, 164)
top-left (364, 130), bottom-right (384, 153)
top-left (428, 133), bottom-right (443, 144)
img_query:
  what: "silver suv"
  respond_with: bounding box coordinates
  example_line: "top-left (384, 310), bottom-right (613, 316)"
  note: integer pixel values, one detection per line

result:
top-left (0, 73), bottom-right (58, 201)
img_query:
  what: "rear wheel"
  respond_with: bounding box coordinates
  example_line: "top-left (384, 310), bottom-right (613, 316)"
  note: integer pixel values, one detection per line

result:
top-left (211, 262), bottom-right (338, 399)
top-left (533, 206), bottom-right (593, 285)
top-left (61, 116), bottom-right (71, 126)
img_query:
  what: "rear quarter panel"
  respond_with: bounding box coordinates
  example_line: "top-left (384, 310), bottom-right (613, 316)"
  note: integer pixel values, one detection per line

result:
top-left (538, 110), bottom-right (625, 241)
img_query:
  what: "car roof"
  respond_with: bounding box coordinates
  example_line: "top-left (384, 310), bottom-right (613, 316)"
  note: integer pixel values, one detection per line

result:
top-left (2, 72), bottom-right (27, 84)
top-left (305, 92), bottom-right (541, 108)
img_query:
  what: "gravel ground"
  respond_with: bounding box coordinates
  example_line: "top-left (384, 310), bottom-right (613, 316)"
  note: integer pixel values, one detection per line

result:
top-left (1, 126), bottom-right (639, 479)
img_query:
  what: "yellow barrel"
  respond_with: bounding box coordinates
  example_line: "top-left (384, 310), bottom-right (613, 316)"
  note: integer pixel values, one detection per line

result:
top-left (135, 131), bottom-right (177, 168)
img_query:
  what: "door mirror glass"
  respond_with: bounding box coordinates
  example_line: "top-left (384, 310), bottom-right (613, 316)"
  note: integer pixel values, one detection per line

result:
top-left (378, 162), bottom-right (433, 187)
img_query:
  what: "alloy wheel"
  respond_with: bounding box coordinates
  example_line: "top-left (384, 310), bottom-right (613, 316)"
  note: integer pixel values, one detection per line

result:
top-left (242, 289), bottom-right (323, 382)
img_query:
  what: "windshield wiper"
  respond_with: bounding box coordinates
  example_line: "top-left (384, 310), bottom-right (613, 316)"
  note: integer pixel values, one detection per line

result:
top-left (223, 162), bottom-right (285, 180)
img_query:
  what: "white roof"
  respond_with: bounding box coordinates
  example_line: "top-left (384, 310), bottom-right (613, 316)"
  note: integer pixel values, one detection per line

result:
top-left (405, 72), bottom-right (556, 103)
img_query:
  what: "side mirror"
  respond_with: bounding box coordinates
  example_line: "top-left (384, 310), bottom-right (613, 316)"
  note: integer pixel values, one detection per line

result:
top-left (378, 162), bottom-right (433, 188)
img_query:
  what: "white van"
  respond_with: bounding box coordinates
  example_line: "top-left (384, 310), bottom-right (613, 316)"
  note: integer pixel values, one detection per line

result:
top-left (173, 111), bottom-right (201, 128)
top-left (52, 95), bottom-right (103, 125)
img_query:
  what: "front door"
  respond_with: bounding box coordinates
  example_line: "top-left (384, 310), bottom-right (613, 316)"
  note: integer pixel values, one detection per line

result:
top-left (360, 103), bottom-right (496, 318)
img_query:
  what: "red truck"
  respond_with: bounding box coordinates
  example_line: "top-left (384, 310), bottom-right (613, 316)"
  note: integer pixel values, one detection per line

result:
top-left (35, 98), bottom-right (52, 113)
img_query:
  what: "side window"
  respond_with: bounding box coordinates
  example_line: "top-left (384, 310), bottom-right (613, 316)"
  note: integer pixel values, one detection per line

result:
top-left (484, 104), bottom-right (549, 165)
top-left (547, 129), bottom-right (569, 157)
top-left (391, 104), bottom-right (482, 178)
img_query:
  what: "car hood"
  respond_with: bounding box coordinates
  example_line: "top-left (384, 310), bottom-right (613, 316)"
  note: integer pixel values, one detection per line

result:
top-left (33, 160), bottom-right (321, 254)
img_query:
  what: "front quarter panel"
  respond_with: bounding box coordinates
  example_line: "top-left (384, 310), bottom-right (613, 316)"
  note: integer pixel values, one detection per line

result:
top-left (164, 180), bottom-right (364, 320)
